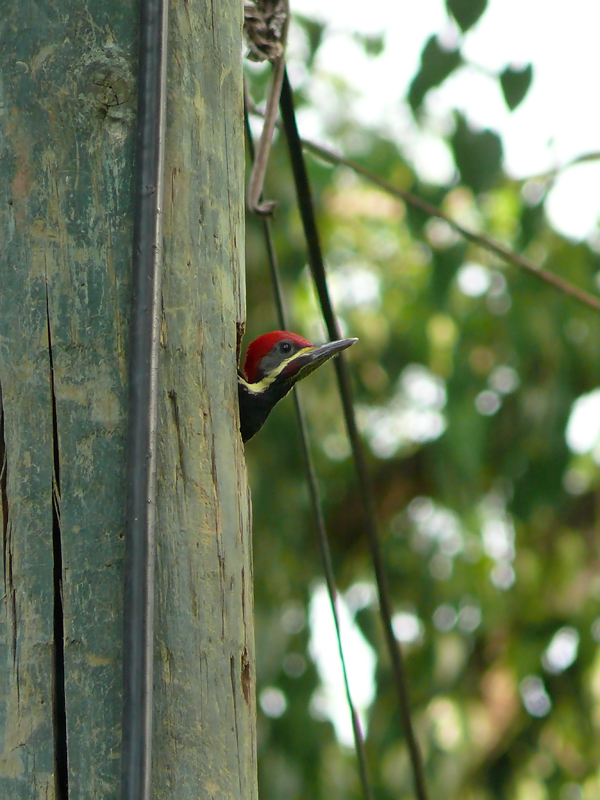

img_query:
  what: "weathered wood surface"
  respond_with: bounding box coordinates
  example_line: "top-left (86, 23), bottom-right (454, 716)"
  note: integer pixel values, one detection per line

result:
top-left (0, 1), bottom-right (137, 796)
top-left (151, 0), bottom-right (257, 797)
top-left (0, 0), bottom-right (255, 797)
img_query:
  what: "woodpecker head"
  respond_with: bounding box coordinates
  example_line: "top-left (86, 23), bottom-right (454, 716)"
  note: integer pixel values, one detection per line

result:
top-left (238, 331), bottom-right (357, 442)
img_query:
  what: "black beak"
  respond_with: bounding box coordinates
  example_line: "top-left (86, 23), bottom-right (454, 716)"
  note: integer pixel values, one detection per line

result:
top-left (284, 337), bottom-right (358, 383)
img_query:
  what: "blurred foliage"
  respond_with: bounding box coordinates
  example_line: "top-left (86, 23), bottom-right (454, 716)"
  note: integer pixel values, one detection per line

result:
top-left (243, 5), bottom-right (600, 800)
top-left (446, 0), bottom-right (487, 32)
top-left (451, 114), bottom-right (503, 193)
top-left (500, 65), bottom-right (534, 112)
top-left (409, 3), bottom-right (532, 118)
top-left (409, 37), bottom-right (462, 113)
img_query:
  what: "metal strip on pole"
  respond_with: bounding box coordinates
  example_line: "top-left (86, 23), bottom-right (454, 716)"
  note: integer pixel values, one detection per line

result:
top-left (121, 0), bottom-right (168, 796)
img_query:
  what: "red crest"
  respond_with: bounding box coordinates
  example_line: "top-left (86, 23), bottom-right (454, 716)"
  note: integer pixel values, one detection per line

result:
top-left (243, 331), bottom-right (312, 383)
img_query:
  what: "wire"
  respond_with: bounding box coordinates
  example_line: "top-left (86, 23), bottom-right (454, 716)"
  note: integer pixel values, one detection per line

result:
top-left (246, 0), bottom-right (290, 214)
top-left (121, 0), bottom-right (168, 796)
top-left (279, 69), bottom-right (430, 800)
top-left (247, 101), bottom-right (600, 316)
top-left (245, 102), bottom-right (375, 800)
top-left (297, 139), bottom-right (600, 315)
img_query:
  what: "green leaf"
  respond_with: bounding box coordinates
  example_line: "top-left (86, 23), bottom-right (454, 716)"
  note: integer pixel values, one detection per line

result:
top-left (451, 113), bottom-right (503, 193)
top-left (294, 14), bottom-right (325, 67)
top-left (500, 64), bottom-right (533, 110)
top-left (353, 32), bottom-right (385, 58)
top-left (409, 36), bottom-right (462, 112)
top-left (446, 0), bottom-right (487, 31)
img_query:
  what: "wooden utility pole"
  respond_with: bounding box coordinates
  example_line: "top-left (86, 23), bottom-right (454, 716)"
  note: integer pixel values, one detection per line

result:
top-left (153, 0), bottom-right (256, 794)
top-left (0, 1), bottom-right (255, 797)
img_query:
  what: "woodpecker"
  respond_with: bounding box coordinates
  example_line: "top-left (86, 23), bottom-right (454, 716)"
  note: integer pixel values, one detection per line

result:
top-left (238, 331), bottom-right (357, 442)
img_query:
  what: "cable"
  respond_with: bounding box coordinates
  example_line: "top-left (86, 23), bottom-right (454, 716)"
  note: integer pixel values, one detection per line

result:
top-left (279, 69), bottom-right (430, 800)
top-left (121, 0), bottom-right (168, 796)
top-left (245, 103), bottom-right (374, 800)
top-left (298, 139), bottom-right (600, 315)
top-left (247, 101), bottom-right (600, 315)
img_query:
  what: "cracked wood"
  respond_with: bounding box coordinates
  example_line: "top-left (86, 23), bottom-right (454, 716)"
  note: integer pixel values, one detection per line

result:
top-left (0, 0), bottom-right (137, 795)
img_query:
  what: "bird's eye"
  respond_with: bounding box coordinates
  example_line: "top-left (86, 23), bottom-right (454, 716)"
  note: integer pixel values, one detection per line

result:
top-left (279, 341), bottom-right (292, 354)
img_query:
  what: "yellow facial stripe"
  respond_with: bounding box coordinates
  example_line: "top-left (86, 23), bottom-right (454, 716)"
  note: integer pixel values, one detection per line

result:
top-left (243, 346), bottom-right (316, 391)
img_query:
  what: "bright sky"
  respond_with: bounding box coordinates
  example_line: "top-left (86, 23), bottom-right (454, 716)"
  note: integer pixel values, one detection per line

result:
top-left (290, 0), bottom-right (600, 240)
